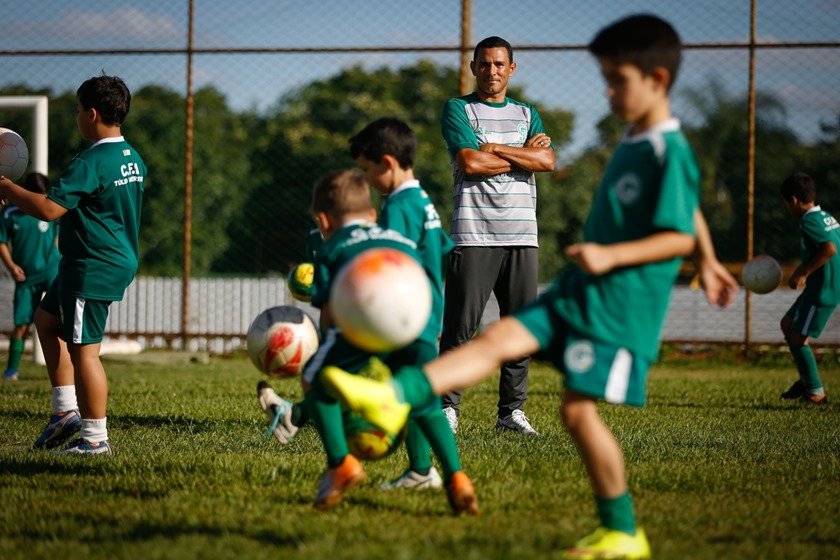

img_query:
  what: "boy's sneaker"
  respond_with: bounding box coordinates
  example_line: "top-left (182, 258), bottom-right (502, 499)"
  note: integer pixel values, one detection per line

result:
top-left (3, 369), bottom-right (19, 381)
top-left (561, 526), bottom-right (651, 559)
top-left (313, 454), bottom-right (366, 510)
top-left (32, 409), bottom-right (81, 450)
top-left (496, 409), bottom-right (539, 435)
top-left (446, 471), bottom-right (479, 515)
top-left (780, 380), bottom-right (806, 400)
top-left (380, 467), bottom-right (443, 490)
top-left (443, 407), bottom-right (458, 434)
top-left (256, 380), bottom-right (298, 444)
top-left (321, 366), bottom-right (410, 436)
top-left (55, 438), bottom-right (112, 456)
top-left (801, 393), bottom-right (827, 405)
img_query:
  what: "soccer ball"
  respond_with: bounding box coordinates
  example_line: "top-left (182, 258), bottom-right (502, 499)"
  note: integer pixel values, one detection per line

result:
top-left (0, 128), bottom-right (29, 181)
top-left (288, 262), bottom-right (315, 302)
top-left (246, 305), bottom-right (319, 378)
top-left (330, 247), bottom-right (431, 353)
top-left (343, 410), bottom-right (406, 461)
top-left (742, 255), bottom-right (782, 294)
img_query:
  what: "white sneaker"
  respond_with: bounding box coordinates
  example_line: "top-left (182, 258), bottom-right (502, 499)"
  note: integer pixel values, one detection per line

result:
top-left (257, 381), bottom-right (298, 444)
top-left (380, 467), bottom-right (443, 490)
top-left (442, 407), bottom-right (458, 434)
top-left (496, 409), bottom-right (538, 435)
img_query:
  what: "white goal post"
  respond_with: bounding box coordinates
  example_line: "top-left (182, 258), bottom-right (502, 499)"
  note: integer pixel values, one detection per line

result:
top-left (0, 96), bottom-right (49, 364)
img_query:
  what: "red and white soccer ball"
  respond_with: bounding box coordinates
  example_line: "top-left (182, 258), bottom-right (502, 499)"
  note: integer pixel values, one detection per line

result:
top-left (330, 247), bottom-right (431, 353)
top-left (246, 305), bottom-right (319, 378)
top-left (0, 128), bottom-right (29, 181)
top-left (742, 255), bottom-right (782, 294)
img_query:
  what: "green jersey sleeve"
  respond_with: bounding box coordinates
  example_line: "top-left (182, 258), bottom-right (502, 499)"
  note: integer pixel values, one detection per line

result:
top-left (653, 137), bottom-right (699, 235)
top-left (48, 155), bottom-right (99, 209)
top-left (441, 97), bottom-right (479, 157)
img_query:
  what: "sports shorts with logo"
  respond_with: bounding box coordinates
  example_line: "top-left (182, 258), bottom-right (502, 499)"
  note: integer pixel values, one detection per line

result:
top-left (786, 292), bottom-right (837, 339)
top-left (514, 291), bottom-right (651, 407)
top-left (39, 277), bottom-right (113, 344)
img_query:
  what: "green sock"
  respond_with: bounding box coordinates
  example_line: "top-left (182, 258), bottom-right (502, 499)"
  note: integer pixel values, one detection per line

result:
top-left (412, 397), bottom-right (461, 480)
top-left (7, 338), bottom-right (24, 371)
top-left (595, 492), bottom-right (636, 535)
top-left (404, 419), bottom-right (432, 475)
top-left (393, 365), bottom-right (436, 408)
top-left (790, 344), bottom-right (823, 392)
top-left (309, 384), bottom-right (350, 468)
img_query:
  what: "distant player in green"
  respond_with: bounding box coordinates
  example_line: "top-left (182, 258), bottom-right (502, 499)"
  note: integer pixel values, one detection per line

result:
top-left (0, 172), bottom-right (59, 381)
top-left (350, 117), bottom-right (468, 495)
top-left (322, 15), bottom-right (739, 559)
top-left (257, 169), bottom-right (477, 514)
top-left (0, 75), bottom-right (146, 455)
top-left (778, 172), bottom-right (839, 405)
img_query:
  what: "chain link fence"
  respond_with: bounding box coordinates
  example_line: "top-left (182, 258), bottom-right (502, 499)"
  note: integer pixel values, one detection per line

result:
top-left (0, 0), bottom-right (838, 351)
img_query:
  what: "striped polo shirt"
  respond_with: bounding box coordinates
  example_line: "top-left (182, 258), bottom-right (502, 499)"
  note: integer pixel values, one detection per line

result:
top-left (440, 92), bottom-right (548, 247)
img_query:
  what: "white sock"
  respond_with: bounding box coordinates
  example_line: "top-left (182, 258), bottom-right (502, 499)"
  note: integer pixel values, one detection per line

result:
top-left (80, 418), bottom-right (108, 443)
top-left (51, 385), bottom-right (78, 414)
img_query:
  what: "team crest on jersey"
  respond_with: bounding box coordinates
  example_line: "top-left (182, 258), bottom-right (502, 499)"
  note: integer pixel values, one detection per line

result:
top-left (615, 173), bottom-right (641, 205)
top-left (517, 123), bottom-right (528, 141)
top-left (564, 340), bottom-right (595, 374)
top-left (38, 221), bottom-right (49, 233)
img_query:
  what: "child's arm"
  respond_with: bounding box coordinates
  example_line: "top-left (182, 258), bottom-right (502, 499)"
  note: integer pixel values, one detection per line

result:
top-left (565, 230), bottom-right (694, 276)
top-left (0, 243), bottom-right (25, 282)
top-left (0, 177), bottom-right (66, 222)
top-left (789, 241), bottom-right (837, 290)
top-left (692, 210), bottom-right (739, 307)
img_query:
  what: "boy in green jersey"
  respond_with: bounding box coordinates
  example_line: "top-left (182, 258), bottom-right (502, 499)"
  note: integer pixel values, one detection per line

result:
top-left (0, 75), bottom-right (146, 455)
top-left (322, 15), bottom-right (739, 559)
top-left (349, 117), bottom-right (466, 493)
top-left (0, 173), bottom-right (59, 381)
top-left (778, 172), bottom-right (839, 405)
top-left (258, 169), bottom-right (477, 514)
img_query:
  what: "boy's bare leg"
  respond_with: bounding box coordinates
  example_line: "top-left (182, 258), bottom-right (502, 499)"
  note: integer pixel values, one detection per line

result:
top-left (424, 316), bottom-right (540, 396)
top-left (69, 343), bottom-right (107, 419)
top-left (561, 389), bottom-right (627, 497)
top-left (34, 307), bottom-right (74, 388)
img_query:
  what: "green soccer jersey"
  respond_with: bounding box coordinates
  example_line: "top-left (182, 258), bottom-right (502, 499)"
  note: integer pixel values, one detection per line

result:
top-left (310, 221), bottom-right (421, 310)
top-left (799, 206), bottom-right (840, 305)
top-left (48, 136), bottom-right (146, 301)
top-left (0, 206), bottom-right (60, 285)
top-left (551, 119), bottom-right (699, 360)
top-left (378, 180), bottom-right (454, 346)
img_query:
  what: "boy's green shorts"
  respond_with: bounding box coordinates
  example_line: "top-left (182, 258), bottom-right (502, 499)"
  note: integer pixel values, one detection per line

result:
top-left (39, 278), bottom-right (113, 344)
top-left (786, 293), bottom-right (837, 339)
top-left (12, 277), bottom-right (52, 327)
top-left (515, 292), bottom-right (652, 407)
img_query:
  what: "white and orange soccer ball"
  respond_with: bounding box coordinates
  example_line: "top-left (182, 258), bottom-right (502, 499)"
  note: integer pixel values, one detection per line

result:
top-left (330, 247), bottom-right (431, 353)
top-left (0, 128), bottom-right (29, 181)
top-left (246, 305), bottom-right (319, 378)
top-left (742, 255), bottom-right (782, 294)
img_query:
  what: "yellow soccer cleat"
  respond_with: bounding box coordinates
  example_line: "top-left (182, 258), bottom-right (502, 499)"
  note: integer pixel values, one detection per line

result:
top-left (562, 527), bottom-right (651, 560)
top-left (321, 365), bottom-right (410, 436)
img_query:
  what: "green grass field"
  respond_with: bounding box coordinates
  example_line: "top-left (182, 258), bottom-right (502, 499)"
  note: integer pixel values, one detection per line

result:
top-left (1, 350), bottom-right (838, 559)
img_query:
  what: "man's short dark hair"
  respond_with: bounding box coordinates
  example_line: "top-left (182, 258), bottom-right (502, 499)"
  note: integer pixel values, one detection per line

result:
top-left (780, 172), bottom-right (816, 203)
top-left (474, 36), bottom-right (513, 62)
top-left (349, 117), bottom-right (416, 169)
top-left (77, 74), bottom-right (131, 125)
top-left (588, 14), bottom-right (682, 90)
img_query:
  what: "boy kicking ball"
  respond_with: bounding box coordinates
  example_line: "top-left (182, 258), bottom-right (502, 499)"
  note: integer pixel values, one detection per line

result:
top-left (322, 14), bottom-right (738, 559)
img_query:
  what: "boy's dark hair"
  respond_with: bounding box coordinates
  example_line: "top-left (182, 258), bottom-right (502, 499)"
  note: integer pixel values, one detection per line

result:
top-left (474, 36), bottom-right (513, 62)
top-left (310, 169), bottom-right (372, 217)
top-left (77, 75), bottom-right (131, 125)
top-left (780, 172), bottom-right (816, 203)
top-left (23, 172), bottom-right (50, 195)
top-left (349, 117), bottom-right (416, 169)
top-left (588, 14), bottom-right (682, 90)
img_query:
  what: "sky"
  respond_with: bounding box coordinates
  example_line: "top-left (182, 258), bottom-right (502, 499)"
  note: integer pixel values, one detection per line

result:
top-left (1, 0), bottom-right (838, 154)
